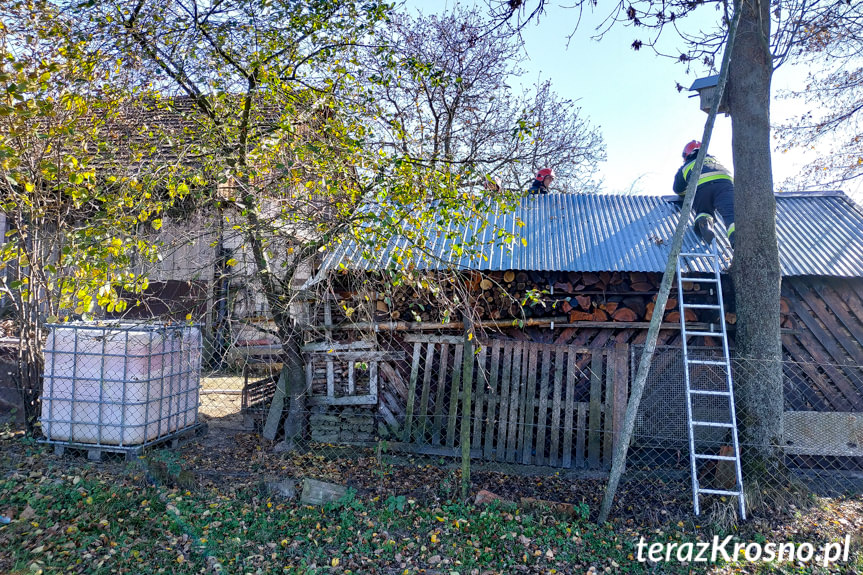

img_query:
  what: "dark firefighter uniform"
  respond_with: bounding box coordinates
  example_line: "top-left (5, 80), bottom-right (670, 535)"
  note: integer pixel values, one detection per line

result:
top-left (673, 153), bottom-right (736, 247)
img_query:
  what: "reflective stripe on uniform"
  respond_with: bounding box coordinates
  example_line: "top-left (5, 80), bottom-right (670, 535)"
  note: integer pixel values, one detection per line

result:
top-left (682, 160), bottom-right (696, 180)
top-left (726, 223), bottom-right (735, 237)
top-left (682, 160), bottom-right (733, 185)
top-left (698, 172), bottom-right (733, 185)
top-left (694, 213), bottom-right (713, 222)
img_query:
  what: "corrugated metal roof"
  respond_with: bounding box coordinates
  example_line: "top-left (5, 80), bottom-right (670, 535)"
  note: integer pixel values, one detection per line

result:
top-left (320, 192), bottom-right (863, 278)
top-left (775, 192), bottom-right (863, 276)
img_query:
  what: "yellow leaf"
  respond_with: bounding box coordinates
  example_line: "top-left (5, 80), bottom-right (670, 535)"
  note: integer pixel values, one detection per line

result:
top-left (226, 258), bottom-right (238, 267)
top-left (331, 558), bottom-right (339, 567)
top-left (176, 555), bottom-right (184, 563)
top-left (520, 237), bottom-right (528, 247)
top-left (431, 533), bottom-right (438, 543)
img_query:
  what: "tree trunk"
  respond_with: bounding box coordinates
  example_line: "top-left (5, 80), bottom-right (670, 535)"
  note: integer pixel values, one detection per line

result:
top-left (728, 0), bottom-right (785, 482)
top-left (279, 322), bottom-right (308, 451)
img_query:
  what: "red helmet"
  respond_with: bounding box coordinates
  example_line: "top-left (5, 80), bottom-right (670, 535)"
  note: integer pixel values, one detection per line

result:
top-left (536, 167), bottom-right (555, 180)
top-left (682, 140), bottom-right (701, 159)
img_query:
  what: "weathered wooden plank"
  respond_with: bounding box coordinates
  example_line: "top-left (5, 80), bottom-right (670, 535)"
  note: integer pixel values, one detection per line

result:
top-left (837, 279), bottom-right (863, 323)
top-left (416, 342), bottom-right (436, 444)
top-left (496, 344), bottom-right (514, 462)
top-left (483, 342), bottom-right (502, 460)
top-left (385, 442), bottom-right (482, 458)
top-left (554, 327), bottom-right (577, 345)
top-left (613, 344), bottom-right (629, 459)
top-left (326, 360), bottom-right (335, 398)
top-left (576, 402), bottom-right (587, 468)
top-left (403, 342), bottom-right (423, 443)
top-left (562, 350), bottom-right (576, 468)
top-left (783, 336), bottom-right (854, 411)
top-left (379, 362), bottom-right (408, 402)
top-left (812, 282), bottom-right (863, 350)
top-left (347, 362), bottom-right (356, 395)
top-left (604, 350), bottom-right (615, 469)
top-left (303, 341), bottom-right (375, 352)
top-left (471, 345), bottom-right (488, 450)
top-left (309, 350), bottom-right (406, 362)
top-left (549, 347), bottom-right (565, 467)
top-left (446, 344), bottom-right (465, 448)
top-left (588, 353), bottom-right (603, 468)
top-left (521, 344), bottom-right (539, 465)
top-left (506, 342), bottom-right (523, 462)
top-left (432, 343), bottom-right (450, 445)
top-left (789, 294), bottom-right (863, 372)
top-left (781, 336), bottom-right (831, 411)
top-left (369, 362), bottom-right (378, 403)
top-left (308, 394), bottom-right (377, 406)
top-left (378, 395), bottom-right (400, 434)
top-left (404, 334), bottom-right (464, 344)
top-left (793, 280), bottom-right (863, 368)
top-left (513, 343), bottom-right (526, 462)
top-left (534, 347), bottom-right (552, 466)
top-left (793, 323), bottom-right (863, 410)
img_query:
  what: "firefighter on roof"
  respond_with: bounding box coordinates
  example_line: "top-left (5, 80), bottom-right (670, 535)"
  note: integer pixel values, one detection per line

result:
top-left (528, 168), bottom-right (554, 194)
top-left (673, 140), bottom-right (736, 247)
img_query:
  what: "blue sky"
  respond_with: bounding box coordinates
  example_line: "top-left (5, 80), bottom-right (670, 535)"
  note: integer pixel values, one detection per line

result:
top-left (405, 1), bottom-right (861, 203)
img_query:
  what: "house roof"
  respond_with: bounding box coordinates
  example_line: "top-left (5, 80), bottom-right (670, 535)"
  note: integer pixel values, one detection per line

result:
top-left (319, 191), bottom-right (863, 278)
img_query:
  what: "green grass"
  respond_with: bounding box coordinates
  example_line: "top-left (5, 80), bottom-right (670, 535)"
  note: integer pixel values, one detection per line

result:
top-left (0, 451), bottom-right (660, 574)
top-left (1, 438), bottom-right (859, 574)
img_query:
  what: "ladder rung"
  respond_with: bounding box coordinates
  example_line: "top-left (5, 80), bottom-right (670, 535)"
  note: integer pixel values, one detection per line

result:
top-left (686, 331), bottom-right (724, 338)
top-left (678, 277), bottom-right (719, 283)
top-left (689, 389), bottom-right (731, 396)
top-left (679, 252), bottom-right (717, 258)
top-left (687, 359), bottom-right (727, 366)
top-left (698, 488), bottom-right (742, 497)
top-left (691, 421), bottom-right (734, 428)
top-left (694, 454), bottom-right (737, 461)
top-left (682, 303), bottom-right (721, 310)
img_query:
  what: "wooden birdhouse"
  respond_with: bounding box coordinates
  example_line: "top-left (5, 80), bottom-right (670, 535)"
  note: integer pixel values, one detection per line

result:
top-left (689, 75), bottom-right (729, 115)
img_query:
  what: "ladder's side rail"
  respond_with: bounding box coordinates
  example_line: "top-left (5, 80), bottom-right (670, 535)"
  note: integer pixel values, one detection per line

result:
top-left (712, 243), bottom-right (747, 520)
top-left (677, 255), bottom-right (701, 515)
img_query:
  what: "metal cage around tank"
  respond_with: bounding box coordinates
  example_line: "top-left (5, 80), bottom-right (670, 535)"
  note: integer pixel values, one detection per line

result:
top-left (40, 322), bottom-right (204, 458)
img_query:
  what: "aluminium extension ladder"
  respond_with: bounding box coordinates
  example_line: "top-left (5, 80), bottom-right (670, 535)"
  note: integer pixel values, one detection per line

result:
top-left (676, 239), bottom-right (746, 520)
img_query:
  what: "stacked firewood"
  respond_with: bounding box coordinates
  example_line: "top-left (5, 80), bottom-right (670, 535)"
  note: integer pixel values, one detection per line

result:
top-left (326, 270), bottom-right (753, 326)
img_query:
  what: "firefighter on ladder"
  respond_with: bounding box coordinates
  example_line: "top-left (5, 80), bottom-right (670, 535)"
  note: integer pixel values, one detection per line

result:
top-left (673, 141), bottom-right (736, 248)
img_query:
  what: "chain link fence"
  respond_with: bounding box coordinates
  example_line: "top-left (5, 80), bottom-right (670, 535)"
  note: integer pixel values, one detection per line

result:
top-left (1, 329), bottom-right (861, 524)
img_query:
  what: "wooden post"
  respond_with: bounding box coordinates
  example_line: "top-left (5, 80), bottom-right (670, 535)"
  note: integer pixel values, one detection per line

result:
top-left (597, 8), bottom-right (741, 524)
top-left (262, 367), bottom-right (288, 440)
top-left (460, 315), bottom-right (474, 500)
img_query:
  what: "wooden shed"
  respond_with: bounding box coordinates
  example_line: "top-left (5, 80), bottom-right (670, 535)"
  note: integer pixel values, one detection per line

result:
top-left (300, 191), bottom-right (863, 468)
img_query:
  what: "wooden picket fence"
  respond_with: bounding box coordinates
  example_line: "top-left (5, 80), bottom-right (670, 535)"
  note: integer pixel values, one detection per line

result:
top-left (397, 334), bottom-right (630, 469)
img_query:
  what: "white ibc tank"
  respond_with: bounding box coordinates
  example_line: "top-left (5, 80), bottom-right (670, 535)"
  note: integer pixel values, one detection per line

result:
top-left (41, 323), bottom-right (202, 446)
